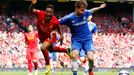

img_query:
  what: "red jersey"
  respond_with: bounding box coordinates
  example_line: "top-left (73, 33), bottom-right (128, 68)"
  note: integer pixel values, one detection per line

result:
top-left (34, 10), bottom-right (60, 43)
top-left (25, 31), bottom-right (38, 49)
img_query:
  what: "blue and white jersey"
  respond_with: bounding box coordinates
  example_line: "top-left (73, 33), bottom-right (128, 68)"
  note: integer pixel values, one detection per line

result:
top-left (59, 10), bottom-right (92, 40)
top-left (88, 21), bottom-right (97, 33)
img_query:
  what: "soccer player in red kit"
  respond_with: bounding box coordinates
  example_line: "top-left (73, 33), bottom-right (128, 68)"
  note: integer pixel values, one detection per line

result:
top-left (12, 18), bottom-right (39, 75)
top-left (25, 25), bottom-right (39, 75)
top-left (29, 0), bottom-right (71, 75)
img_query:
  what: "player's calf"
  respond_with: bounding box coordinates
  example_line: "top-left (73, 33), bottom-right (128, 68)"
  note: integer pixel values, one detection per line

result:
top-left (87, 51), bottom-right (94, 75)
top-left (71, 50), bottom-right (79, 75)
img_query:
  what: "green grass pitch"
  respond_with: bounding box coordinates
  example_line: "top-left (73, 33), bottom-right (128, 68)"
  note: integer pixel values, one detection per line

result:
top-left (0, 71), bottom-right (134, 75)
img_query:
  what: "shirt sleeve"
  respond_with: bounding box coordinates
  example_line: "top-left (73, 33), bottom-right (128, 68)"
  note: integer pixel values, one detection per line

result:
top-left (85, 10), bottom-right (92, 17)
top-left (34, 10), bottom-right (46, 16)
top-left (59, 15), bottom-right (70, 25)
top-left (53, 16), bottom-right (60, 29)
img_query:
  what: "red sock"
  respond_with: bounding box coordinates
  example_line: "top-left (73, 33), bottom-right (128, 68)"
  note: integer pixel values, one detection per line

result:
top-left (33, 62), bottom-right (38, 70)
top-left (88, 71), bottom-right (94, 75)
top-left (88, 69), bottom-right (94, 75)
top-left (41, 50), bottom-right (50, 65)
top-left (27, 59), bottom-right (32, 72)
top-left (54, 46), bottom-right (67, 53)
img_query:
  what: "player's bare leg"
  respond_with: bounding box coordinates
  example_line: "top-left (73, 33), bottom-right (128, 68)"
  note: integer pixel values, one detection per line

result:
top-left (41, 42), bottom-right (51, 75)
top-left (87, 51), bottom-right (94, 75)
top-left (71, 50), bottom-right (79, 75)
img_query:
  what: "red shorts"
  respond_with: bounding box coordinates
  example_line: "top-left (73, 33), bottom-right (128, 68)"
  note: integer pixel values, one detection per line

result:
top-left (26, 48), bottom-right (38, 61)
top-left (44, 33), bottom-right (57, 44)
top-left (39, 31), bottom-right (57, 44)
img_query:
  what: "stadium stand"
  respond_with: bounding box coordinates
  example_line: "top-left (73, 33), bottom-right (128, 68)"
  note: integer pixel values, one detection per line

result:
top-left (0, 1), bottom-right (134, 69)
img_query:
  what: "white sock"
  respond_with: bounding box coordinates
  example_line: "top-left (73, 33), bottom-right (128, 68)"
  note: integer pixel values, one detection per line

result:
top-left (28, 72), bottom-right (32, 75)
top-left (34, 70), bottom-right (38, 75)
top-left (72, 59), bottom-right (79, 71)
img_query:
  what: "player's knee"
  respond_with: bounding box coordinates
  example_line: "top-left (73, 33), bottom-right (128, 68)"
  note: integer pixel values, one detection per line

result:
top-left (87, 56), bottom-right (93, 61)
top-left (87, 51), bottom-right (94, 61)
top-left (40, 45), bottom-right (47, 51)
top-left (33, 60), bottom-right (37, 62)
top-left (72, 50), bottom-right (79, 59)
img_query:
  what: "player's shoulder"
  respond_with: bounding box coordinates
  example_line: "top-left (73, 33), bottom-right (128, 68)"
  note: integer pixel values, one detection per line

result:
top-left (52, 15), bottom-right (58, 20)
top-left (24, 33), bottom-right (27, 35)
top-left (67, 12), bottom-right (75, 19)
top-left (24, 32), bottom-right (29, 36)
top-left (35, 10), bottom-right (45, 15)
top-left (85, 9), bottom-right (92, 13)
top-left (84, 9), bottom-right (92, 15)
top-left (61, 12), bottom-right (75, 20)
top-left (52, 15), bottom-right (59, 24)
top-left (68, 12), bottom-right (75, 17)
top-left (36, 10), bottom-right (44, 12)
top-left (33, 31), bottom-right (38, 34)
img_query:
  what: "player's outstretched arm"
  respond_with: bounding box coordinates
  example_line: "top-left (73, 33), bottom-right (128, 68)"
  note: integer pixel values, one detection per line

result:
top-left (12, 18), bottom-right (28, 32)
top-left (90, 3), bottom-right (106, 13)
top-left (29, 0), bottom-right (37, 13)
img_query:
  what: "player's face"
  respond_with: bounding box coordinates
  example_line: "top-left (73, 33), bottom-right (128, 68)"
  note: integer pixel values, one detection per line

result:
top-left (45, 8), bottom-right (54, 21)
top-left (28, 25), bottom-right (33, 32)
top-left (75, 5), bottom-right (86, 16)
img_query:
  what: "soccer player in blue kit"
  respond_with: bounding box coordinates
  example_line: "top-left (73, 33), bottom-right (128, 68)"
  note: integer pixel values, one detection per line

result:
top-left (78, 15), bottom-right (98, 75)
top-left (59, 0), bottom-right (106, 75)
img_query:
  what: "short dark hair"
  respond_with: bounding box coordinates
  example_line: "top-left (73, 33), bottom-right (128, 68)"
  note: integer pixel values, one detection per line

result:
top-left (75, 0), bottom-right (88, 8)
top-left (46, 4), bottom-right (55, 10)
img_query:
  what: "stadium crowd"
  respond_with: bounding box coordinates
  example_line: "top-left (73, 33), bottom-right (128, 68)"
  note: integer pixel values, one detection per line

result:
top-left (0, 11), bottom-right (134, 69)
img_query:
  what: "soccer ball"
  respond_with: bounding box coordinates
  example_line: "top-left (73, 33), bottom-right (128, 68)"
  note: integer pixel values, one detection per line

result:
top-left (118, 70), bottom-right (130, 75)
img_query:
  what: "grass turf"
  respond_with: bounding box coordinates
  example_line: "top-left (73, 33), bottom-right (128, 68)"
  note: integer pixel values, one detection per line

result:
top-left (0, 72), bottom-right (134, 75)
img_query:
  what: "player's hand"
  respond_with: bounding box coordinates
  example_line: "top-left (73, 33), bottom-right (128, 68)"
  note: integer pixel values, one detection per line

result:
top-left (50, 30), bottom-right (56, 38)
top-left (100, 3), bottom-right (106, 9)
top-left (58, 35), bottom-right (63, 45)
top-left (32, 0), bottom-right (37, 4)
